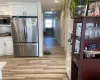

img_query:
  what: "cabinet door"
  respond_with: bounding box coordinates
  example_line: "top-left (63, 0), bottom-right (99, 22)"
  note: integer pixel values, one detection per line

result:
top-left (5, 37), bottom-right (13, 55)
top-left (2, 5), bottom-right (10, 15)
top-left (0, 38), bottom-right (5, 56)
top-left (23, 5), bottom-right (38, 16)
top-left (10, 5), bottom-right (24, 16)
top-left (0, 6), bottom-right (2, 15)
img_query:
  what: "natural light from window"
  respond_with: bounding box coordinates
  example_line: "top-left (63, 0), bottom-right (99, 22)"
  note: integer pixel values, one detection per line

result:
top-left (45, 19), bottom-right (52, 28)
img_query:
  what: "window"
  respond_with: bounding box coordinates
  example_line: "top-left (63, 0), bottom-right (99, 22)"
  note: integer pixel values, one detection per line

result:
top-left (45, 19), bottom-right (52, 28)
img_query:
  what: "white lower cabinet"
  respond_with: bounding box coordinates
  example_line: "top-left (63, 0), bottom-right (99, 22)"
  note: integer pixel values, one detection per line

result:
top-left (0, 38), bottom-right (5, 56)
top-left (0, 37), bottom-right (13, 56)
top-left (5, 37), bottom-right (13, 55)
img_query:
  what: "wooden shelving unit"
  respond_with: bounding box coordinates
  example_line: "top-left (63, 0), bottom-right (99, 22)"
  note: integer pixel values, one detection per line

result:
top-left (71, 17), bottom-right (100, 80)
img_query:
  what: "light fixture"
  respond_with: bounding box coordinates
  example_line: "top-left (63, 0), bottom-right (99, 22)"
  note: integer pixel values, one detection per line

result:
top-left (51, 9), bottom-right (54, 10)
top-left (45, 11), bottom-right (53, 14)
top-left (54, 0), bottom-right (59, 3)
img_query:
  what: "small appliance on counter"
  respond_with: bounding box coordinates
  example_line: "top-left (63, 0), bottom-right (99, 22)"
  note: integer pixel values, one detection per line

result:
top-left (0, 15), bottom-right (12, 37)
top-left (0, 15), bottom-right (11, 25)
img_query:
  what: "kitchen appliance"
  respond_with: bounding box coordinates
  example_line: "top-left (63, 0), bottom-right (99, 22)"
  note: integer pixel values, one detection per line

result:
top-left (0, 25), bottom-right (12, 36)
top-left (0, 16), bottom-right (10, 25)
top-left (11, 16), bottom-right (39, 56)
top-left (0, 16), bottom-right (11, 36)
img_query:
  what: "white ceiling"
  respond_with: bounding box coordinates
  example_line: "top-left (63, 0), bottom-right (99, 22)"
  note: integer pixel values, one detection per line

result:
top-left (0, 0), bottom-right (62, 11)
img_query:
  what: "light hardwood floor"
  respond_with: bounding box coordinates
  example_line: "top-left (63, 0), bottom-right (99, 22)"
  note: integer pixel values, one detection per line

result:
top-left (0, 37), bottom-right (68, 80)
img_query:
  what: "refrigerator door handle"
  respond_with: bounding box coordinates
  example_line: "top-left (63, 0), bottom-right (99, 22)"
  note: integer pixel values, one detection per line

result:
top-left (24, 18), bottom-right (27, 41)
top-left (25, 25), bottom-right (27, 41)
top-left (23, 18), bottom-right (26, 41)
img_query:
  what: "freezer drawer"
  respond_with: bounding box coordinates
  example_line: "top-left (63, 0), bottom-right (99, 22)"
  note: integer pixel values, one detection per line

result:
top-left (14, 43), bottom-right (38, 56)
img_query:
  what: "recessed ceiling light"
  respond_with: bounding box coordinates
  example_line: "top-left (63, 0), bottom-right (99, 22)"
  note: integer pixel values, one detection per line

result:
top-left (45, 11), bottom-right (53, 14)
top-left (51, 9), bottom-right (54, 10)
top-left (54, 0), bottom-right (59, 3)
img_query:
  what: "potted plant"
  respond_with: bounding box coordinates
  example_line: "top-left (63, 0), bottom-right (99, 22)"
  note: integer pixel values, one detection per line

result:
top-left (61, 0), bottom-right (88, 18)
top-left (70, 0), bottom-right (88, 18)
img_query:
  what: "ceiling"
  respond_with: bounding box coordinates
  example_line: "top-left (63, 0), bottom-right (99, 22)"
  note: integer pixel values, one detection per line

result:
top-left (0, 0), bottom-right (62, 11)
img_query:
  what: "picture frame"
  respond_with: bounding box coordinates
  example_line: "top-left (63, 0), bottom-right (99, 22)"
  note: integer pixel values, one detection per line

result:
top-left (76, 5), bottom-right (87, 16)
top-left (88, 1), bottom-right (100, 16)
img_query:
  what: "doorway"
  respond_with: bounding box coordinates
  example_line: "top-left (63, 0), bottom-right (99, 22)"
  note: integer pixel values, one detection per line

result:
top-left (44, 19), bottom-right (54, 37)
top-left (43, 11), bottom-right (60, 49)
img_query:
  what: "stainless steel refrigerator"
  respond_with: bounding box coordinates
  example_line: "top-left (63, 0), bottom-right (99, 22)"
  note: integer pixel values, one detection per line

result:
top-left (11, 16), bottom-right (39, 56)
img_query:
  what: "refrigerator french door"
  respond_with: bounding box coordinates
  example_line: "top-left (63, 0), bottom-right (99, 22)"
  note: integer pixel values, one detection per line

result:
top-left (11, 16), bottom-right (39, 56)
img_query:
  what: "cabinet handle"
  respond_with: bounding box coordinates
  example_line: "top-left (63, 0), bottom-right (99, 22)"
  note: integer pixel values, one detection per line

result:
top-left (25, 12), bottom-right (26, 16)
top-left (24, 11), bottom-right (25, 16)
top-left (1, 11), bottom-right (2, 15)
top-left (2, 11), bottom-right (4, 15)
top-left (4, 42), bottom-right (6, 46)
top-left (23, 12), bottom-right (24, 16)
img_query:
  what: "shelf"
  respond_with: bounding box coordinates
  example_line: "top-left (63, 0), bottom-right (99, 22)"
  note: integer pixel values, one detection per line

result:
top-left (71, 16), bottom-right (100, 80)
top-left (74, 16), bottom-right (100, 19)
top-left (84, 54), bottom-right (100, 59)
top-left (84, 38), bottom-right (100, 44)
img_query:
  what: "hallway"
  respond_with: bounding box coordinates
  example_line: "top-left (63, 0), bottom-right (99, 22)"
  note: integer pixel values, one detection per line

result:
top-left (0, 37), bottom-right (68, 80)
top-left (44, 36), bottom-right (60, 49)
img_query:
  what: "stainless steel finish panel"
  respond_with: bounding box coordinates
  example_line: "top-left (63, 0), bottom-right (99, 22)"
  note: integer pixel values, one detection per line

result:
top-left (25, 18), bottom-right (38, 42)
top-left (14, 43), bottom-right (38, 56)
top-left (11, 18), bottom-right (25, 42)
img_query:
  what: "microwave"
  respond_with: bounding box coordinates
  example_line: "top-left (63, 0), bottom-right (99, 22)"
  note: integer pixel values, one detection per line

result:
top-left (0, 16), bottom-right (10, 25)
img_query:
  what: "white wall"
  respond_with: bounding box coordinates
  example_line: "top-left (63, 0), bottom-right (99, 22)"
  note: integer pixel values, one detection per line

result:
top-left (37, 2), bottom-right (43, 57)
top-left (59, 4), bottom-right (74, 80)
top-left (66, 13), bottom-right (73, 80)
top-left (54, 11), bottom-right (61, 44)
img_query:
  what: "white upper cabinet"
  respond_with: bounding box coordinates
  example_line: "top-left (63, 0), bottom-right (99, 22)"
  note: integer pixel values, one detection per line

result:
top-left (10, 4), bottom-right (38, 16)
top-left (0, 5), bottom-right (10, 15)
top-left (5, 37), bottom-right (13, 55)
top-left (2, 5), bottom-right (10, 15)
top-left (0, 6), bottom-right (2, 15)
top-left (10, 5), bottom-right (24, 16)
top-left (23, 4), bottom-right (38, 16)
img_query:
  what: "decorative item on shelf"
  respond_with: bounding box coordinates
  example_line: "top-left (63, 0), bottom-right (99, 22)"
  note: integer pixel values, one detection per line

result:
top-left (85, 23), bottom-right (95, 39)
top-left (76, 5), bottom-right (87, 16)
top-left (88, 1), bottom-right (100, 16)
top-left (85, 23), bottom-right (100, 40)
top-left (70, 0), bottom-right (88, 18)
top-left (76, 23), bottom-right (82, 37)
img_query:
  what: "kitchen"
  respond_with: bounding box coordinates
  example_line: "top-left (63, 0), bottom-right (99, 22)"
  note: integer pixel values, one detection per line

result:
top-left (0, 2), bottom-right (43, 57)
top-left (0, 2), bottom-right (43, 79)
top-left (0, 1), bottom-right (68, 80)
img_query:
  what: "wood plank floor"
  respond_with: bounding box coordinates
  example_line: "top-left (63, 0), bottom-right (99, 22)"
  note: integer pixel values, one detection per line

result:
top-left (0, 37), bottom-right (68, 80)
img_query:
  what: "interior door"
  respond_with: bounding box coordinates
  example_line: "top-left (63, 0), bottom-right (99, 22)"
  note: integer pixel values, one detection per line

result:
top-left (25, 18), bottom-right (38, 42)
top-left (11, 17), bottom-right (25, 43)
